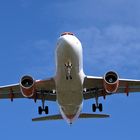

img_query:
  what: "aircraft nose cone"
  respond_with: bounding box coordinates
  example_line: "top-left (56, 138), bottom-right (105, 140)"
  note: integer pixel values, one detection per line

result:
top-left (61, 36), bottom-right (72, 46)
top-left (59, 35), bottom-right (78, 47)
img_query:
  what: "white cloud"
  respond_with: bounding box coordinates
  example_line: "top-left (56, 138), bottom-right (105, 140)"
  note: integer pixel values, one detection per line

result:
top-left (17, 24), bottom-right (140, 79)
top-left (76, 25), bottom-right (140, 78)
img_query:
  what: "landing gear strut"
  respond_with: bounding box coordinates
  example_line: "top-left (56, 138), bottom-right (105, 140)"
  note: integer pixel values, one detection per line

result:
top-left (92, 88), bottom-right (103, 112)
top-left (38, 91), bottom-right (49, 115)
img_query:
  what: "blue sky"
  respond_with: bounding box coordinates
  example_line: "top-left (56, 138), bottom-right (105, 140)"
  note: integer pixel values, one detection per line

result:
top-left (0, 0), bottom-right (140, 139)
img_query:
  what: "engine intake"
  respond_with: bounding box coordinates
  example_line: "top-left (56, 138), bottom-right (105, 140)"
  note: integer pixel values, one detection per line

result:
top-left (20, 75), bottom-right (35, 97)
top-left (103, 71), bottom-right (119, 93)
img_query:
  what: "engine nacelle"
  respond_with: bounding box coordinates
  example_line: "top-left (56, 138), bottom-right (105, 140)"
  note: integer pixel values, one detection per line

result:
top-left (20, 75), bottom-right (35, 97)
top-left (103, 71), bottom-right (119, 93)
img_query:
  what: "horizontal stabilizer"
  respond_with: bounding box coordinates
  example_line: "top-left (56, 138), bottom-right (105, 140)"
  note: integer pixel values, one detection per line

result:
top-left (32, 114), bottom-right (62, 122)
top-left (32, 113), bottom-right (110, 122)
top-left (79, 113), bottom-right (110, 119)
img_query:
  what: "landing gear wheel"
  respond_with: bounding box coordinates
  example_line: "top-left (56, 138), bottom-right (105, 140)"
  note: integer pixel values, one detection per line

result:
top-left (92, 103), bottom-right (103, 112)
top-left (45, 106), bottom-right (49, 114)
top-left (38, 106), bottom-right (49, 115)
top-left (92, 104), bottom-right (96, 112)
top-left (99, 103), bottom-right (103, 112)
top-left (66, 76), bottom-right (72, 80)
top-left (38, 106), bottom-right (42, 115)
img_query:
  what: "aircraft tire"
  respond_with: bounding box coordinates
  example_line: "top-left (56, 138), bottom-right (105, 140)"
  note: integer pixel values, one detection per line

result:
top-left (99, 103), bottom-right (103, 112)
top-left (45, 106), bottom-right (49, 114)
top-left (92, 104), bottom-right (96, 112)
top-left (38, 106), bottom-right (42, 115)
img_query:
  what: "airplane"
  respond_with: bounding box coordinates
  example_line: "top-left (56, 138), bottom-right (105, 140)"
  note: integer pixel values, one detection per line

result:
top-left (1, 32), bottom-right (140, 124)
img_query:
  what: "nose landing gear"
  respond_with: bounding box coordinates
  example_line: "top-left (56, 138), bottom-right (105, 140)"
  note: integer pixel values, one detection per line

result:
top-left (65, 61), bottom-right (72, 80)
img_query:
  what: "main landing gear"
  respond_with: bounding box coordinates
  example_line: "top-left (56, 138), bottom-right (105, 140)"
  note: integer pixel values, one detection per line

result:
top-left (92, 103), bottom-right (103, 112)
top-left (38, 106), bottom-right (49, 115)
top-left (38, 91), bottom-right (49, 115)
top-left (92, 88), bottom-right (103, 112)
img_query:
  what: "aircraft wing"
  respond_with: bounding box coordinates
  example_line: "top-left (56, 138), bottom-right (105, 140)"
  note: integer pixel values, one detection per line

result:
top-left (0, 77), bottom-right (56, 101)
top-left (83, 76), bottom-right (140, 100)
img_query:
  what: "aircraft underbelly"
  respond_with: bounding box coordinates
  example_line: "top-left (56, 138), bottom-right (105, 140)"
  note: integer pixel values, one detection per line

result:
top-left (56, 77), bottom-right (83, 115)
top-left (57, 79), bottom-right (83, 105)
top-left (55, 38), bottom-right (84, 115)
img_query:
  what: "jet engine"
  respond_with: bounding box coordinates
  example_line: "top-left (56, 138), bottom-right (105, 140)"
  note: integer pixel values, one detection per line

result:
top-left (103, 71), bottom-right (119, 93)
top-left (20, 75), bottom-right (35, 97)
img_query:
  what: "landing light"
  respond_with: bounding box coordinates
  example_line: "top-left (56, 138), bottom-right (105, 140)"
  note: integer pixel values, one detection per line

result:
top-left (61, 32), bottom-right (74, 36)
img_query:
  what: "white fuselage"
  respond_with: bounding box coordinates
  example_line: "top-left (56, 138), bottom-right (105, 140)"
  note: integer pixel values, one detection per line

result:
top-left (55, 34), bottom-right (85, 124)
